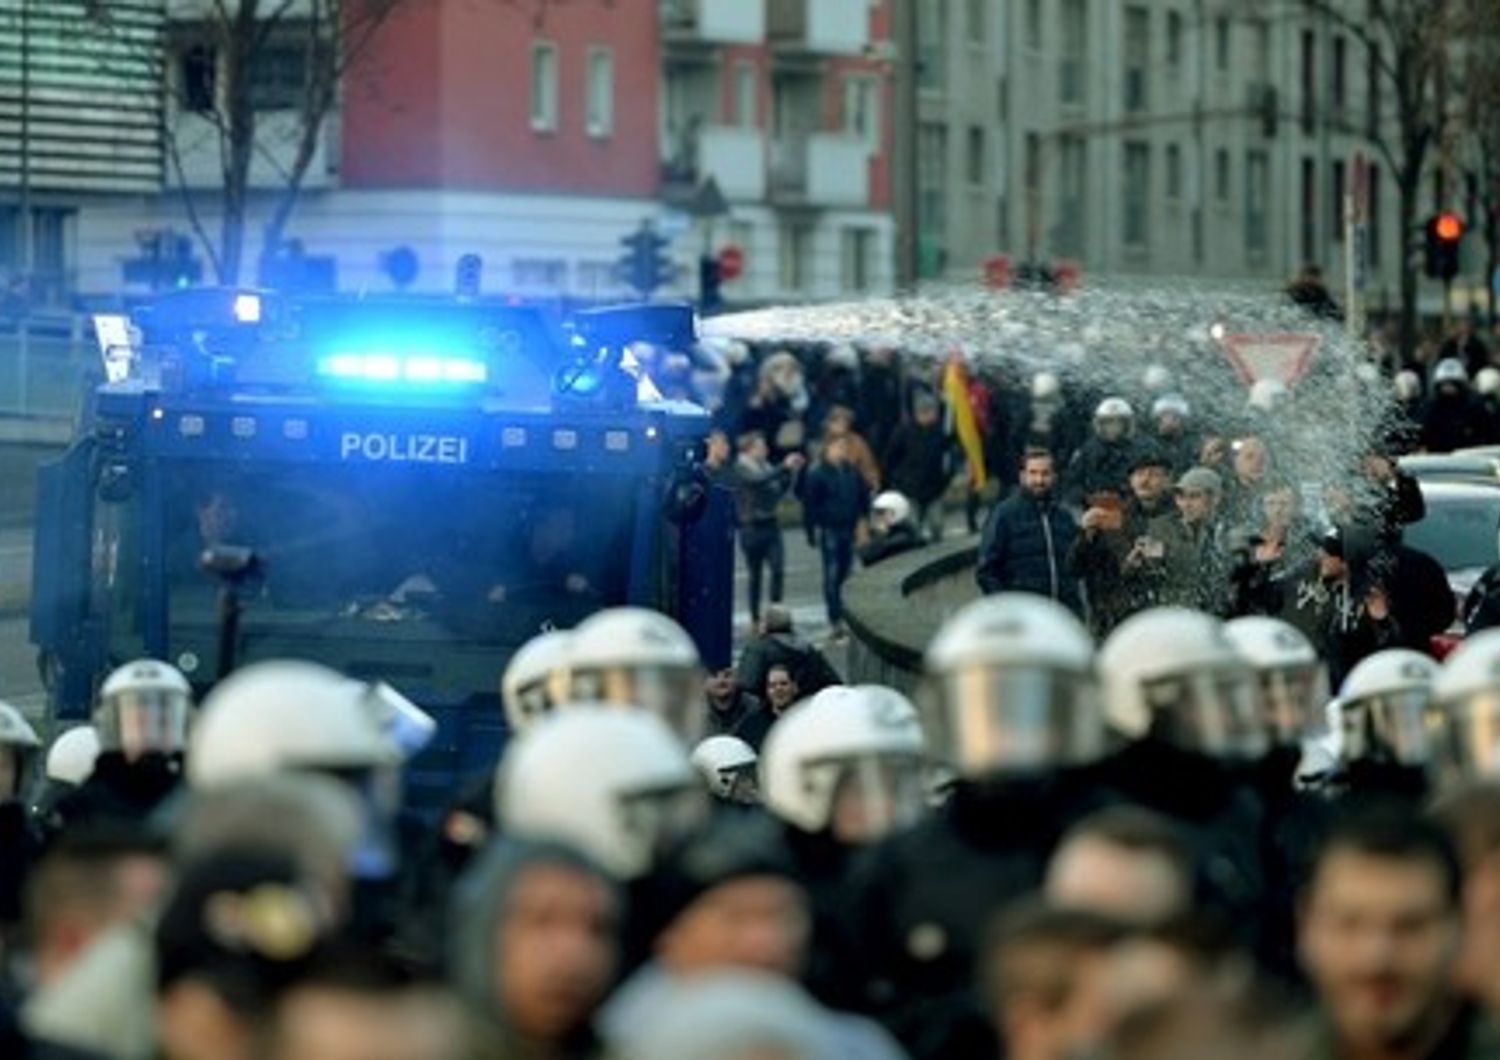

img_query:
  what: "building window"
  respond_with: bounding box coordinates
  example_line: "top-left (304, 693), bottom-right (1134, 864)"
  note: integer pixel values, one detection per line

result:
top-left (1332, 36), bottom-right (1347, 117)
top-left (1215, 17), bottom-right (1231, 72)
top-left (1369, 163), bottom-right (1381, 267)
top-left (248, 41), bottom-right (319, 111)
top-left (0, 208), bottom-right (16, 272)
top-left (1166, 143), bottom-right (1182, 200)
top-left (1301, 157), bottom-right (1317, 263)
top-left (733, 61), bottom-right (756, 128)
top-left (1246, 150), bottom-right (1269, 255)
top-left (1215, 148), bottom-right (1230, 202)
top-left (1124, 7), bottom-right (1149, 113)
top-left (511, 258), bottom-right (567, 289)
top-left (530, 41), bottom-right (559, 132)
top-left (1060, 0), bottom-right (1087, 104)
top-left (844, 77), bottom-right (880, 151)
top-left (841, 228), bottom-right (875, 292)
top-left (917, 0), bottom-right (946, 90)
top-left (1253, 19), bottom-right (1271, 81)
top-left (918, 122), bottom-right (948, 278)
top-left (1367, 43), bottom-right (1382, 137)
top-left (576, 260), bottom-right (621, 293)
top-left (966, 126), bottom-right (985, 185)
top-left (1058, 135), bottom-right (1086, 256)
top-left (779, 223), bottom-right (811, 291)
top-left (586, 48), bottom-right (613, 137)
top-left (966, 0), bottom-right (986, 43)
top-left (1301, 30), bottom-right (1316, 133)
top-left (1166, 11), bottom-right (1183, 68)
top-left (179, 43), bottom-right (216, 112)
top-left (1025, 0), bottom-right (1043, 50)
top-left (1123, 142), bottom-right (1150, 249)
top-left (997, 195), bottom-right (1009, 249)
top-left (1332, 159), bottom-right (1347, 243)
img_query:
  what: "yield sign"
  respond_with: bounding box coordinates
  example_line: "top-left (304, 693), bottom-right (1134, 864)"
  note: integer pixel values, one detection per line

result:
top-left (1220, 332), bottom-right (1321, 386)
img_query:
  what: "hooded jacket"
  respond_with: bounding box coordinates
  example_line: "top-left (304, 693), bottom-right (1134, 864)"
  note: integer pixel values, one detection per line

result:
top-left (449, 839), bottom-right (619, 1060)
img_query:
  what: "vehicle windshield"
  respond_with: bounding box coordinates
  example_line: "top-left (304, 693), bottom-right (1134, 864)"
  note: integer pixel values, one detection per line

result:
top-left (117, 462), bottom-right (640, 678)
top-left (1406, 493), bottom-right (1500, 573)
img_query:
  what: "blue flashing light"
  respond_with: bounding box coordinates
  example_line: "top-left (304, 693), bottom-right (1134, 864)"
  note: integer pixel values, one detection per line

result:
top-left (318, 352), bottom-right (489, 386)
top-left (233, 293), bottom-right (263, 324)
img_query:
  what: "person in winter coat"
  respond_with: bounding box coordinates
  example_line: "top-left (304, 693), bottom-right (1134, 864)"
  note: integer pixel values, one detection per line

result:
top-left (975, 449), bottom-right (1082, 616)
top-left (882, 391), bottom-right (953, 541)
top-left (1063, 398), bottom-right (1139, 507)
top-left (801, 436), bottom-right (872, 633)
top-left (1070, 448), bottom-right (1175, 637)
top-left (1135, 467), bottom-right (1230, 615)
top-left (736, 607), bottom-right (843, 705)
top-left (729, 431), bottom-right (805, 625)
top-left (1149, 394), bottom-right (1198, 475)
top-left (703, 665), bottom-right (764, 738)
top-left (820, 405), bottom-right (882, 494)
top-left (1421, 358), bottom-right (1488, 453)
top-left (1276, 527), bottom-right (1403, 689)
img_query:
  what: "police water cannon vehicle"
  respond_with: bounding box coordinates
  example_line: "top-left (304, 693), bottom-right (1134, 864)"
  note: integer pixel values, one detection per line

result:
top-left (32, 288), bottom-right (733, 808)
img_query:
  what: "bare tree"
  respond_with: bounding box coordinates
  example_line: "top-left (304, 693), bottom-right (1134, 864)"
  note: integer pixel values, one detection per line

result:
top-left (1292, 0), bottom-right (1456, 355)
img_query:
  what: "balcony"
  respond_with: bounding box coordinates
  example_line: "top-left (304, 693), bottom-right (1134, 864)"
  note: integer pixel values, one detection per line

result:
top-left (768, 0), bottom-right (870, 61)
top-left (662, 124), bottom-right (767, 203)
top-left (770, 133), bottom-right (869, 208)
top-left (661, 0), bottom-right (766, 58)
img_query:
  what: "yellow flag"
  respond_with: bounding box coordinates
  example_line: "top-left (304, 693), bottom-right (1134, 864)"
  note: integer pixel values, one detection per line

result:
top-left (943, 356), bottom-right (987, 489)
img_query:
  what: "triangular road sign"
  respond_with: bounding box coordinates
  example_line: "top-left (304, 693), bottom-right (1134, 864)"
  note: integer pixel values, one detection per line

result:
top-left (1220, 332), bottom-right (1321, 386)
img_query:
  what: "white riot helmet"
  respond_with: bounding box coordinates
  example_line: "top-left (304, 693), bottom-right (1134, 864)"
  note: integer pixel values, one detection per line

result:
top-left (1142, 364), bottom-right (1172, 394)
top-left (1151, 393), bottom-right (1190, 422)
top-left (760, 684), bottom-right (927, 843)
top-left (1031, 371), bottom-right (1061, 401)
top-left (496, 705), bottom-right (706, 880)
top-left (188, 660), bottom-right (402, 788)
top-left (1099, 608), bottom-right (1268, 761)
top-left (1223, 617), bottom-right (1329, 746)
top-left (564, 607), bottom-right (705, 743)
top-left (690, 735), bottom-right (759, 804)
top-left (1336, 649), bottom-right (1442, 767)
top-left (1433, 357), bottom-right (1469, 388)
top-left (1394, 369), bottom-right (1422, 402)
top-left (96, 658), bottom-right (193, 761)
top-left (502, 630), bottom-right (573, 733)
top-left (1434, 630), bottom-right (1500, 778)
top-left (1093, 397), bottom-right (1134, 440)
top-left (0, 702), bottom-right (40, 800)
top-left (1248, 378), bottom-right (1289, 413)
top-left (46, 726), bottom-right (101, 786)
top-left (924, 595), bottom-right (1103, 779)
top-left (1478, 367), bottom-right (1500, 397)
top-left (871, 491), bottom-right (913, 531)
top-left (826, 344), bottom-right (859, 371)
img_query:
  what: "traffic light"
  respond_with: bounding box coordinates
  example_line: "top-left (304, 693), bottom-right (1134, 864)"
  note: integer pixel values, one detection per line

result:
top-left (698, 254), bottom-right (723, 312)
top-left (1425, 211), bottom-right (1464, 281)
top-left (618, 223), bottom-right (674, 297)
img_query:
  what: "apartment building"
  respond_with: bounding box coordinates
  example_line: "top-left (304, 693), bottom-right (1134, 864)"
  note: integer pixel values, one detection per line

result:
top-left (0, 0), bottom-right (895, 303)
top-left (904, 0), bottom-right (1406, 303)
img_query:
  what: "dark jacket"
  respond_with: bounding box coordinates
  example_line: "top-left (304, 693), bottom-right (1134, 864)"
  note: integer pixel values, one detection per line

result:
top-left (1063, 436), bottom-right (1138, 506)
top-left (882, 421), bottom-right (952, 506)
top-left (730, 455), bottom-right (794, 528)
top-left (860, 523), bottom-right (925, 567)
top-left (737, 632), bottom-right (842, 702)
top-left (1145, 513), bottom-right (1231, 615)
top-left (705, 689), bottom-right (762, 737)
top-left (1421, 389), bottom-right (1488, 453)
top-left (802, 461), bottom-right (870, 534)
top-left (976, 491), bottom-right (1081, 614)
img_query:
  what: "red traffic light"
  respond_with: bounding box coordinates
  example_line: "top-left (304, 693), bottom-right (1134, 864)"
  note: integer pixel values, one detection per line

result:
top-left (717, 245), bottom-right (744, 282)
top-left (1435, 212), bottom-right (1464, 242)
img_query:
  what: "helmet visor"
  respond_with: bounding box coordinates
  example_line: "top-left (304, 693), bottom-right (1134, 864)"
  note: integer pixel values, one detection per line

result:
top-left (510, 677), bottom-right (554, 729)
top-left (1435, 692), bottom-right (1500, 779)
top-left (1142, 668), bottom-right (1268, 760)
top-left (933, 666), bottom-right (1104, 778)
top-left (98, 689), bottom-right (191, 760)
top-left (717, 763), bottom-right (760, 805)
top-left (579, 665), bottom-right (706, 744)
top-left (617, 782), bottom-right (710, 878)
top-left (812, 754), bottom-right (927, 845)
top-left (1339, 691), bottom-right (1441, 767)
top-left (1258, 663), bottom-right (1330, 745)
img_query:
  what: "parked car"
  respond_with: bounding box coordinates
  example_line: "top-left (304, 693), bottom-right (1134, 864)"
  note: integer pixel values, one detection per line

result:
top-left (1399, 451), bottom-right (1500, 481)
top-left (1404, 478), bottom-right (1500, 656)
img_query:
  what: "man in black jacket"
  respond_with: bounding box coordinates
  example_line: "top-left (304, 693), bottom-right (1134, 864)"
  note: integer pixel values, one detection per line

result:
top-left (729, 431), bottom-right (805, 625)
top-left (882, 391), bottom-right (952, 541)
top-left (975, 448), bottom-right (1082, 616)
top-left (802, 436), bottom-right (870, 635)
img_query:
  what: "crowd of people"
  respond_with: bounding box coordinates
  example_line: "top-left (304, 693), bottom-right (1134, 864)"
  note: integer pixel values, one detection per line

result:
top-left (8, 311), bottom-right (1500, 1060)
